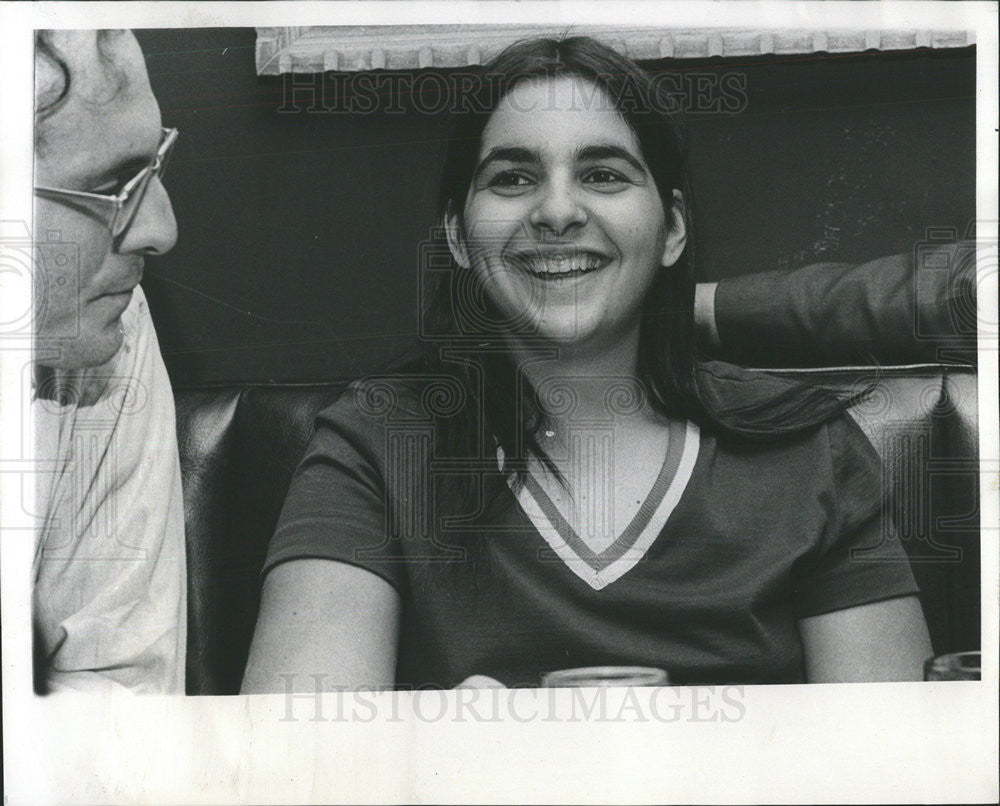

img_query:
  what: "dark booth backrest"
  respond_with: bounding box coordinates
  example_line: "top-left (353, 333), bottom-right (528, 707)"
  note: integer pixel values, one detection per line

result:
top-left (175, 366), bottom-right (979, 695)
top-left (176, 385), bottom-right (345, 695)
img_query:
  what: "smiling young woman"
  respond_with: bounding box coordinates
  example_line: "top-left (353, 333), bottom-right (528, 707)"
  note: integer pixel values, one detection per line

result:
top-left (242, 37), bottom-right (932, 693)
top-left (448, 75), bottom-right (687, 356)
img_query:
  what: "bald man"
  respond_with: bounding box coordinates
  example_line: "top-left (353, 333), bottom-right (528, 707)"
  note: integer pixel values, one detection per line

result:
top-left (33, 30), bottom-right (185, 694)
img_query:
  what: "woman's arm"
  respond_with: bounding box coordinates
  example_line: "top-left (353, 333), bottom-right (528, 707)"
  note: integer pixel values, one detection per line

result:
top-left (798, 595), bottom-right (933, 683)
top-left (241, 558), bottom-right (401, 693)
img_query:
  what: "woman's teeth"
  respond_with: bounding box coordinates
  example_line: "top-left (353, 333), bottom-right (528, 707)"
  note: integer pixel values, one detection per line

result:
top-left (521, 254), bottom-right (605, 277)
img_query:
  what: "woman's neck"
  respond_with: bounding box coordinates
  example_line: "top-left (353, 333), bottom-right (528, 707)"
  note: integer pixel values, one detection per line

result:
top-left (513, 327), bottom-right (648, 426)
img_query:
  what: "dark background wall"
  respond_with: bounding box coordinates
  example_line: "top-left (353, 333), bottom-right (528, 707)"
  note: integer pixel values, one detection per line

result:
top-left (134, 29), bottom-right (975, 388)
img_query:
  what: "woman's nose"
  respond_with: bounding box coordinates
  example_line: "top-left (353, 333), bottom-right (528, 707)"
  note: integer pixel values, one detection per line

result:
top-left (117, 176), bottom-right (178, 256)
top-left (528, 179), bottom-right (587, 236)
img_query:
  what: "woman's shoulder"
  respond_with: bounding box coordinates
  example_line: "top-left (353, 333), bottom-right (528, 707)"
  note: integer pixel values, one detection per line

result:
top-left (314, 370), bottom-right (470, 448)
top-left (301, 376), bottom-right (438, 479)
top-left (338, 372), bottom-right (468, 422)
top-left (694, 364), bottom-right (878, 491)
top-left (695, 359), bottom-right (803, 398)
top-left (694, 359), bottom-right (858, 441)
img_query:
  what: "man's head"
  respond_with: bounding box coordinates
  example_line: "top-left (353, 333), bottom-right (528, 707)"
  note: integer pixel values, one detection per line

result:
top-left (34, 30), bottom-right (177, 370)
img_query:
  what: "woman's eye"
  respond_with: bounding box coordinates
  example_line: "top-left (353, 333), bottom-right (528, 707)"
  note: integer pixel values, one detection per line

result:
top-left (584, 168), bottom-right (627, 186)
top-left (489, 171), bottom-right (534, 192)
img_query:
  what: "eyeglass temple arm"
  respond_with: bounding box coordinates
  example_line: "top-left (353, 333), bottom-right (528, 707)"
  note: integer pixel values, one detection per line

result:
top-left (34, 186), bottom-right (126, 205)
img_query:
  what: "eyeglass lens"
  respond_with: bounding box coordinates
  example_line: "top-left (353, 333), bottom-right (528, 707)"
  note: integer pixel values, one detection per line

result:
top-left (112, 133), bottom-right (176, 238)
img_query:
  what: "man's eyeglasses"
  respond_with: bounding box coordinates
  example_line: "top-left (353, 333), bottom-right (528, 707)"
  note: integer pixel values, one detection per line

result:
top-left (34, 127), bottom-right (178, 240)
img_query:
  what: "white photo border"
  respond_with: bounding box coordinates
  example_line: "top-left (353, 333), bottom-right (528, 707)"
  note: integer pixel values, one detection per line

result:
top-left (1, 2), bottom-right (997, 804)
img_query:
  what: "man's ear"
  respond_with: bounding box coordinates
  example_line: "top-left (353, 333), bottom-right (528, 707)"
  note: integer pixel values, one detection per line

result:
top-left (444, 204), bottom-right (470, 269)
top-left (660, 189), bottom-right (688, 268)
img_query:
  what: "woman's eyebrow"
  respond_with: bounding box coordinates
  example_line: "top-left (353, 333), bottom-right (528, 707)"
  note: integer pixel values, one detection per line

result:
top-left (473, 146), bottom-right (540, 180)
top-left (575, 144), bottom-right (647, 174)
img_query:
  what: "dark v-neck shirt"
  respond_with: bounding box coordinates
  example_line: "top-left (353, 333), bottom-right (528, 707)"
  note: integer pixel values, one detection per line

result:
top-left (264, 366), bottom-right (919, 687)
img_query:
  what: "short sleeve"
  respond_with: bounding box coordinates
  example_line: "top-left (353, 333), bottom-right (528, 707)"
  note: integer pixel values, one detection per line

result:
top-left (262, 383), bottom-right (406, 593)
top-left (792, 415), bottom-right (920, 619)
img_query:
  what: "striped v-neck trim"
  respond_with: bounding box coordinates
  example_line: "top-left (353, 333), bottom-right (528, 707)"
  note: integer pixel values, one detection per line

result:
top-left (509, 420), bottom-right (700, 590)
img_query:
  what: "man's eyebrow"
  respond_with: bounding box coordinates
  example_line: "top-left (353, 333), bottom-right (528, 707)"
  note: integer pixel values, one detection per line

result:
top-left (80, 137), bottom-right (160, 189)
top-left (575, 144), bottom-right (648, 175)
top-left (473, 146), bottom-right (541, 180)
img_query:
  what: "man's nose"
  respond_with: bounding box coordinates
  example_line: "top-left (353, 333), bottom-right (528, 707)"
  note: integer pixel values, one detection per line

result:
top-left (528, 178), bottom-right (587, 237)
top-left (118, 176), bottom-right (178, 255)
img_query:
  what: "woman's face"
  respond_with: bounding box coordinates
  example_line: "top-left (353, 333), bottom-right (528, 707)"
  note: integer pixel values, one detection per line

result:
top-left (449, 75), bottom-right (686, 353)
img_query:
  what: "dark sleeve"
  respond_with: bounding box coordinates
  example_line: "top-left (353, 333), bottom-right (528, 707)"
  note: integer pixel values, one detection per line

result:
top-left (792, 415), bottom-right (920, 619)
top-left (712, 246), bottom-right (976, 366)
top-left (261, 383), bottom-right (405, 593)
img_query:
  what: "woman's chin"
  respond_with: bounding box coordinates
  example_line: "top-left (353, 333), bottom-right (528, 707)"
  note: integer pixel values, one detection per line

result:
top-left (522, 314), bottom-right (604, 347)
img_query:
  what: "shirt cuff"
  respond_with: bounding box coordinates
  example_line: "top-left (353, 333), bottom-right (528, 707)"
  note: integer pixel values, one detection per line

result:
top-left (694, 281), bottom-right (720, 349)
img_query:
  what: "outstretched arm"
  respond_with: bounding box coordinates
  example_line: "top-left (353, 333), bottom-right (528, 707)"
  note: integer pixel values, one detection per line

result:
top-left (694, 245), bottom-right (975, 365)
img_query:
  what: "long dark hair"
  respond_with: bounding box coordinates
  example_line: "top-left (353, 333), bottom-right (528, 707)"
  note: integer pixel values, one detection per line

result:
top-left (410, 36), bottom-right (854, 491)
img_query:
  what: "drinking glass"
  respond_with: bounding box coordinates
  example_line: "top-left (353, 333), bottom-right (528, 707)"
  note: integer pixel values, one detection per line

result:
top-left (923, 651), bottom-right (981, 681)
top-left (541, 666), bottom-right (669, 687)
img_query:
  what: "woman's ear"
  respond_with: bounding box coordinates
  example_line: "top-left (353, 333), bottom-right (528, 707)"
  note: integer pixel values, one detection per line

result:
top-left (444, 204), bottom-right (470, 269)
top-left (660, 189), bottom-right (688, 268)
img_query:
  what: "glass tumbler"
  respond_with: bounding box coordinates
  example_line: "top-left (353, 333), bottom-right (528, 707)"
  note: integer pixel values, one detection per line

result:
top-left (541, 666), bottom-right (669, 687)
top-left (923, 651), bottom-right (981, 681)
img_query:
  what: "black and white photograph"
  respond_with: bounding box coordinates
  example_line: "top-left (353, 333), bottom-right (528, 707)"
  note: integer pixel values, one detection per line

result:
top-left (1, 1), bottom-right (997, 803)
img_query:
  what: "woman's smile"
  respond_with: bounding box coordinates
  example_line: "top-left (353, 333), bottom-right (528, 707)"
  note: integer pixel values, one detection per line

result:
top-left (504, 246), bottom-right (613, 281)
